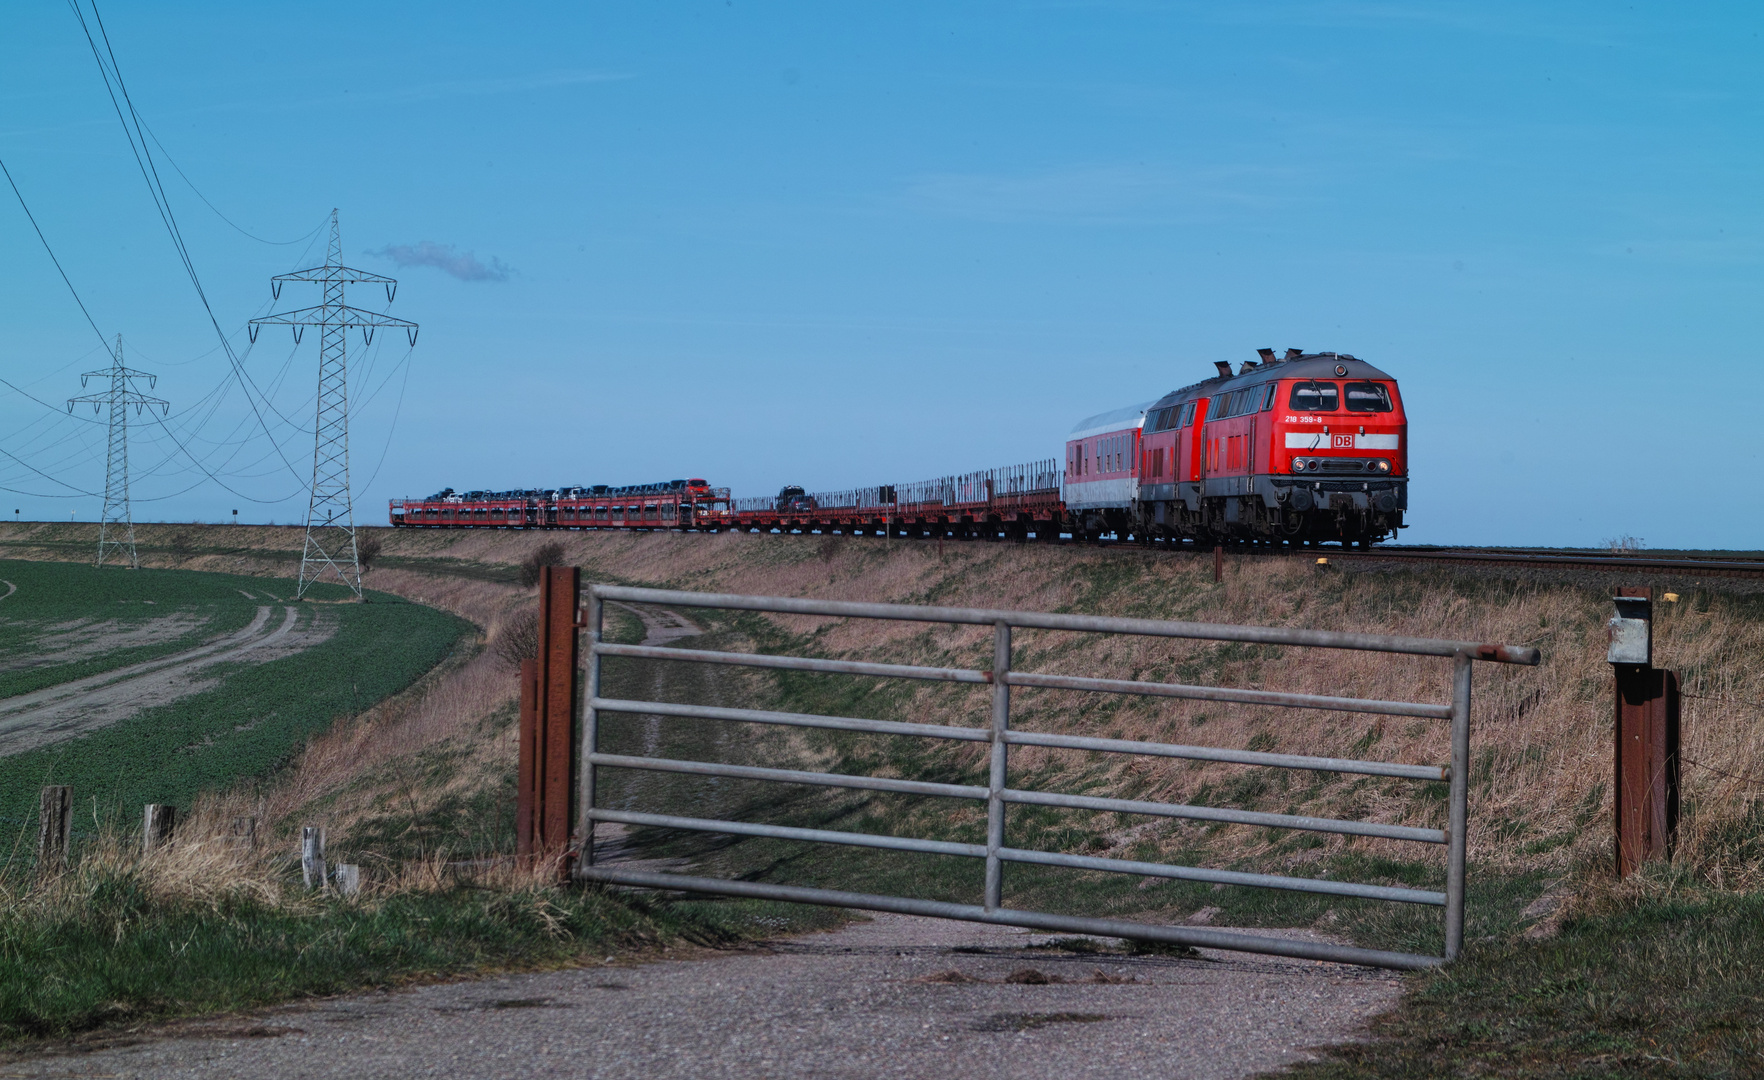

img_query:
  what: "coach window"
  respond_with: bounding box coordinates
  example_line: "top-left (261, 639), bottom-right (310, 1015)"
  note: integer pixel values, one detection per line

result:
top-left (1289, 381), bottom-right (1339, 411)
top-left (1344, 382), bottom-right (1394, 412)
top-left (1262, 384), bottom-right (1278, 411)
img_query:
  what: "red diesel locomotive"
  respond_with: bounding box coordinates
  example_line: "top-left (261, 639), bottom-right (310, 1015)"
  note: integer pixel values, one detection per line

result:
top-left (1065, 349), bottom-right (1407, 546)
top-left (391, 349), bottom-right (1407, 547)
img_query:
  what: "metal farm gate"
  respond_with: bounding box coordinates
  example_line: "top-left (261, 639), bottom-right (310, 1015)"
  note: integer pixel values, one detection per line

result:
top-left (574, 585), bottom-right (1540, 971)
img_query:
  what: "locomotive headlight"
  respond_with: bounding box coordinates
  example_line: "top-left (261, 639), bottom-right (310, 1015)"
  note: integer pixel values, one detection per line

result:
top-left (1372, 459), bottom-right (1392, 474)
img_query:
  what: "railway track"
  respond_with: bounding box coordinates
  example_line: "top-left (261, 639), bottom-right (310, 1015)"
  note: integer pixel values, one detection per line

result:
top-left (1318, 546), bottom-right (1764, 579)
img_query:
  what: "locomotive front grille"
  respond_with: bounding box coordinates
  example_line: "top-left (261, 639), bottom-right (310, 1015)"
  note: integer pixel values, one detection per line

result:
top-left (1318, 459), bottom-right (1368, 473)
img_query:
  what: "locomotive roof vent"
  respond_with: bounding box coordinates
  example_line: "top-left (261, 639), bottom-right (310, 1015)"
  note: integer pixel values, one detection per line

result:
top-left (1256, 347), bottom-right (1277, 365)
top-left (1284, 348), bottom-right (1304, 360)
top-left (1213, 361), bottom-right (1233, 377)
top-left (1240, 360), bottom-right (1259, 374)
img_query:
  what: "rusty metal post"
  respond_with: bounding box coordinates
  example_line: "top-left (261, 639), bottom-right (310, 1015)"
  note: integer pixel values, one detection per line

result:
top-left (516, 658), bottom-right (539, 859)
top-left (1213, 544), bottom-right (1224, 583)
top-left (535, 565), bottom-right (581, 877)
top-left (38, 786), bottom-right (71, 874)
top-left (1609, 587), bottom-right (1680, 877)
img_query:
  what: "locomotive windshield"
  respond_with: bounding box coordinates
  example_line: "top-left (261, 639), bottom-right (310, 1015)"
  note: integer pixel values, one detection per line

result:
top-left (1344, 382), bottom-right (1394, 412)
top-left (1288, 381), bottom-right (1339, 411)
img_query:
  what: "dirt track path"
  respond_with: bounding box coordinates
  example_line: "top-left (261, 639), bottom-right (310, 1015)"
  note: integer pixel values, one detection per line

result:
top-left (0, 914), bottom-right (1399, 1080)
top-left (0, 605), bottom-right (334, 757)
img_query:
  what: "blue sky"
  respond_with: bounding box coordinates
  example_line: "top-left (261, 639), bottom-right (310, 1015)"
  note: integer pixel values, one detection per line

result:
top-left (1, 2), bottom-right (1758, 547)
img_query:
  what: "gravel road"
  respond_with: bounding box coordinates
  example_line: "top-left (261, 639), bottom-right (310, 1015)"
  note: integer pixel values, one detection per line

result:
top-left (1, 914), bottom-right (1400, 1080)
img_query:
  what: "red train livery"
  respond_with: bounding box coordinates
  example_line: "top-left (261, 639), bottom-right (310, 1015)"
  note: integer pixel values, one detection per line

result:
top-left (391, 349), bottom-right (1407, 547)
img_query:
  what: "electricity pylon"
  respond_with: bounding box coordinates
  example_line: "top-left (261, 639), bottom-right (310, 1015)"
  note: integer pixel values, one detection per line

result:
top-left (250, 210), bottom-right (417, 599)
top-left (67, 335), bottom-right (169, 569)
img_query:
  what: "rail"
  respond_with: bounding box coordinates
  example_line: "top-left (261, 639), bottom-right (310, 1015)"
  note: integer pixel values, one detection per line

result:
top-left (575, 586), bottom-right (1539, 970)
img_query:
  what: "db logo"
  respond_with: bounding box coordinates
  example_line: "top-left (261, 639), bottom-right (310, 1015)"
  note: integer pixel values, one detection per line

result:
top-left (1331, 433), bottom-right (1355, 449)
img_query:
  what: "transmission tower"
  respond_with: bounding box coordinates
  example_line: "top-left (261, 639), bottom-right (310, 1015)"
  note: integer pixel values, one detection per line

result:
top-left (67, 335), bottom-right (169, 569)
top-left (250, 210), bottom-right (417, 599)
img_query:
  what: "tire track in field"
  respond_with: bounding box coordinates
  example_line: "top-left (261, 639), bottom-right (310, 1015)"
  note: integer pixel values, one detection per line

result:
top-left (0, 605), bottom-right (335, 758)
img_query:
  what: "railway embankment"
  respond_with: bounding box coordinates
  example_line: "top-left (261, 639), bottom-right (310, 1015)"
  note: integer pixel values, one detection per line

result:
top-left (2, 522), bottom-right (1760, 1072)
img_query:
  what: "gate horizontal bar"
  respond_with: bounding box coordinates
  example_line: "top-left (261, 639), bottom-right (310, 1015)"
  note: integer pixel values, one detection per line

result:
top-left (1001, 788), bottom-right (1446, 843)
top-left (1004, 729), bottom-right (1446, 780)
top-left (1004, 670), bottom-right (1453, 720)
top-left (591, 748), bottom-right (1438, 841)
top-left (589, 752), bottom-right (987, 801)
top-left (589, 697), bottom-right (991, 743)
top-left (998, 847), bottom-right (1446, 905)
top-left (592, 584), bottom-right (1542, 665)
top-left (586, 807), bottom-right (987, 858)
top-left (594, 695), bottom-right (1440, 780)
top-left (576, 867), bottom-right (1443, 971)
top-left (588, 807), bottom-right (1440, 905)
top-left (594, 642), bottom-right (988, 684)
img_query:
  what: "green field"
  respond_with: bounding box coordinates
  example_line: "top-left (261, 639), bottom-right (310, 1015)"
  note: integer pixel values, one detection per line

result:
top-left (0, 561), bottom-right (473, 846)
top-left (0, 559), bottom-right (269, 700)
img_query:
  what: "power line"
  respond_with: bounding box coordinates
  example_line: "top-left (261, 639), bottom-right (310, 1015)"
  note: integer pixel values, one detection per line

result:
top-left (138, 123), bottom-right (328, 247)
top-left (0, 444), bottom-right (99, 497)
top-left (0, 153), bottom-right (112, 355)
top-left (68, 0), bottom-right (308, 486)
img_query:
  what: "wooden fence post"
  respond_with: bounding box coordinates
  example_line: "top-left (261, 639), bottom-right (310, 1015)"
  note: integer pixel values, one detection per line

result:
top-left (229, 816), bottom-right (258, 850)
top-left (301, 825), bottom-right (327, 890)
top-left (142, 804), bottom-right (175, 853)
top-left (38, 786), bottom-right (71, 873)
top-left (333, 863), bottom-right (361, 896)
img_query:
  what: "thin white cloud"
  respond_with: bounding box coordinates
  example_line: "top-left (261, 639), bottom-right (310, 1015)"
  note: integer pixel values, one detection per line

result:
top-left (371, 241), bottom-right (512, 282)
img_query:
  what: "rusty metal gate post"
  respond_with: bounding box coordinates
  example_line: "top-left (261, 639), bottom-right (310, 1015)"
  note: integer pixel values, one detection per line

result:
top-left (1609, 587), bottom-right (1680, 877)
top-left (517, 565), bottom-right (580, 876)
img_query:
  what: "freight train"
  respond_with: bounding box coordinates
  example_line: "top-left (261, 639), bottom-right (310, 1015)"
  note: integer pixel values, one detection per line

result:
top-left (390, 349), bottom-right (1407, 547)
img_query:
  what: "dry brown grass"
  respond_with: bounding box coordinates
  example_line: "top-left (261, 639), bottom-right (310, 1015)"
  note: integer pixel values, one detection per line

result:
top-left (362, 527), bottom-right (1763, 886)
top-left (3, 522), bottom-right (1758, 887)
